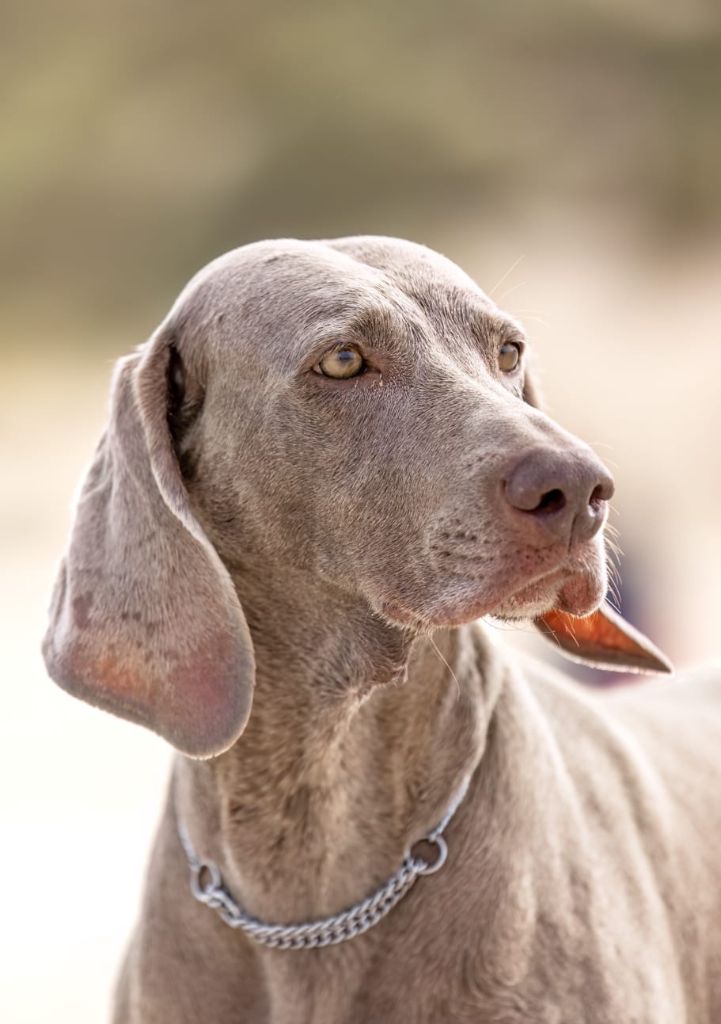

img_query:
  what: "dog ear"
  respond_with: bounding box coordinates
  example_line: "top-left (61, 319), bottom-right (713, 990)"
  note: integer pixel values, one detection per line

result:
top-left (535, 604), bottom-right (672, 675)
top-left (42, 328), bottom-right (255, 758)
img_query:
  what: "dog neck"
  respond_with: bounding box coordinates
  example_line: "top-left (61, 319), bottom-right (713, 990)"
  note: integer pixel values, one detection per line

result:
top-left (174, 559), bottom-right (503, 930)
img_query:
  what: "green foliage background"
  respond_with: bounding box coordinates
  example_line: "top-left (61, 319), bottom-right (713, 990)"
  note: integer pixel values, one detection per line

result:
top-left (2, 0), bottom-right (719, 345)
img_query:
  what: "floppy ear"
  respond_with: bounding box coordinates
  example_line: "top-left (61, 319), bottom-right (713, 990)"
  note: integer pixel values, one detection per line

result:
top-left (535, 603), bottom-right (672, 675)
top-left (42, 329), bottom-right (255, 758)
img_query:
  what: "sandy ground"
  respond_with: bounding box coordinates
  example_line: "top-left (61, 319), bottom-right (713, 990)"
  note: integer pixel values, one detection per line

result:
top-left (2, 225), bottom-right (720, 1021)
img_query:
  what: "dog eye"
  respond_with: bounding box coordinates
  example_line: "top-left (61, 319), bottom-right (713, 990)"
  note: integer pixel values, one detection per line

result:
top-left (315, 344), bottom-right (366, 379)
top-left (498, 342), bottom-right (522, 373)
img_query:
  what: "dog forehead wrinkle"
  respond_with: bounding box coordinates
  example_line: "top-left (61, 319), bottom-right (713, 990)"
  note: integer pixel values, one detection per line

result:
top-left (179, 295), bottom-right (441, 388)
top-left (166, 236), bottom-right (481, 314)
top-left (217, 241), bottom-right (392, 304)
top-left (179, 264), bottom-right (401, 350)
top-left (410, 283), bottom-right (495, 322)
top-left (167, 236), bottom-right (483, 347)
top-left (326, 240), bottom-right (509, 341)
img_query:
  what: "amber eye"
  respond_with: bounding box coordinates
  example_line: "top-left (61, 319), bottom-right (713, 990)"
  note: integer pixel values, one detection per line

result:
top-left (316, 344), bottom-right (366, 379)
top-left (498, 342), bottom-right (521, 373)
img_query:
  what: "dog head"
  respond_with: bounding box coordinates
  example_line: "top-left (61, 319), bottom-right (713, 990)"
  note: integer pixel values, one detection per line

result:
top-left (43, 237), bottom-right (670, 757)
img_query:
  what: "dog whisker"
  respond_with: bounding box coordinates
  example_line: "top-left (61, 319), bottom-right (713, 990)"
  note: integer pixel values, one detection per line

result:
top-left (488, 253), bottom-right (526, 300)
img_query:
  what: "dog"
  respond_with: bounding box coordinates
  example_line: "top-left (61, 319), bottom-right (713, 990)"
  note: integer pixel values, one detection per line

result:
top-left (43, 237), bottom-right (721, 1023)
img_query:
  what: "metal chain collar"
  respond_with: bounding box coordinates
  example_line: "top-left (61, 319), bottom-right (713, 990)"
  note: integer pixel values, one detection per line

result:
top-left (177, 773), bottom-right (471, 951)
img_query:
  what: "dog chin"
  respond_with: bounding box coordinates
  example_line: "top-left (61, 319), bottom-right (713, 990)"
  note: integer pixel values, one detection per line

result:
top-left (492, 570), bottom-right (606, 622)
top-left (378, 576), bottom-right (559, 629)
top-left (379, 566), bottom-right (606, 630)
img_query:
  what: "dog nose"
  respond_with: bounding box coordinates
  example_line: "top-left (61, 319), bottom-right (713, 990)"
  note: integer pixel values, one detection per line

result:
top-left (503, 449), bottom-right (614, 545)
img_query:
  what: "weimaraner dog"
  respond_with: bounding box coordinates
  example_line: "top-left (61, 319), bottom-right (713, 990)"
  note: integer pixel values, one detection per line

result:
top-left (44, 237), bottom-right (721, 1023)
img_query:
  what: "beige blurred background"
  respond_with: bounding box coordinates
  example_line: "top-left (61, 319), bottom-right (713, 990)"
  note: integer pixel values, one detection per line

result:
top-left (2, 2), bottom-right (720, 1020)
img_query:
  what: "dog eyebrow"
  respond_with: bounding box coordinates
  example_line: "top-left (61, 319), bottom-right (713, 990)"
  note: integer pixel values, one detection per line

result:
top-left (467, 312), bottom-right (526, 349)
top-left (407, 286), bottom-right (522, 349)
top-left (294, 301), bottom-right (420, 361)
top-left (344, 304), bottom-right (406, 341)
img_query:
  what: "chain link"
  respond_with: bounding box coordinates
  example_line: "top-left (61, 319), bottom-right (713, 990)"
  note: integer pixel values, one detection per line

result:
top-left (177, 774), bottom-right (470, 951)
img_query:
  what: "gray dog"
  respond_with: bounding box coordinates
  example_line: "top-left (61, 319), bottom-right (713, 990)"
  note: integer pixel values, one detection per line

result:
top-left (43, 237), bottom-right (721, 1023)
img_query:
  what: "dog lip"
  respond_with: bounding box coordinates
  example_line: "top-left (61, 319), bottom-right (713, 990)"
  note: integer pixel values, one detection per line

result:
top-left (380, 566), bottom-right (570, 629)
top-left (380, 535), bottom-right (607, 629)
top-left (380, 552), bottom-right (605, 629)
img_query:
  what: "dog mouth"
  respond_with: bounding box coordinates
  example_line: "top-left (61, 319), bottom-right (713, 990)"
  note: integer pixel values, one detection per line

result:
top-left (379, 546), bottom-right (607, 629)
top-left (490, 565), bottom-right (604, 621)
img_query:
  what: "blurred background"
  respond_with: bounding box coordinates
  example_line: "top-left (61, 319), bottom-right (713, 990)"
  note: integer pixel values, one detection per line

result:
top-left (2, 1), bottom-right (720, 1019)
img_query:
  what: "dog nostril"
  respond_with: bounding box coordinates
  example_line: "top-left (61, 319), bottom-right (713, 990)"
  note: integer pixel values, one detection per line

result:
top-left (590, 477), bottom-right (614, 505)
top-left (534, 488), bottom-right (566, 515)
top-left (589, 483), bottom-right (606, 509)
top-left (504, 452), bottom-right (614, 527)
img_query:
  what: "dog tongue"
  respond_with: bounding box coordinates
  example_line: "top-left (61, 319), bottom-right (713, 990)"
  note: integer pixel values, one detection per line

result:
top-left (535, 604), bottom-right (673, 675)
